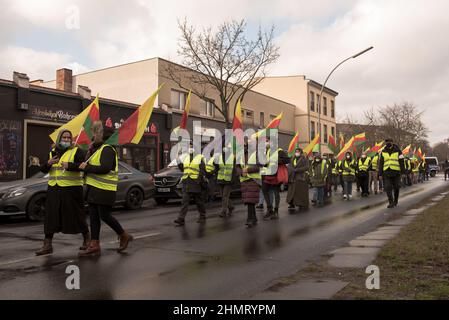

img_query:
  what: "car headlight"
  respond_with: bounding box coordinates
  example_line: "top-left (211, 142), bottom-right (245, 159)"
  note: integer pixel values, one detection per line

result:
top-left (3, 188), bottom-right (27, 199)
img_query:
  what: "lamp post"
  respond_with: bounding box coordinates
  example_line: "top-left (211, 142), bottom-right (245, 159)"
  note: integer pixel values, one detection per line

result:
top-left (317, 46), bottom-right (373, 154)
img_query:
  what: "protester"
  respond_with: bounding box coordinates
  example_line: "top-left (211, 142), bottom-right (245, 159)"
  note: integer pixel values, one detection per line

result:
top-left (286, 148), bottom-right (310, 211)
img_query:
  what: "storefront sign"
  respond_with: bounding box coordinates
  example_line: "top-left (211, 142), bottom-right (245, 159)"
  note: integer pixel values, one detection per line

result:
top-left (109, 117), bottom-right (158, 135)
top-left (29, 105), bottom-right (77, 123)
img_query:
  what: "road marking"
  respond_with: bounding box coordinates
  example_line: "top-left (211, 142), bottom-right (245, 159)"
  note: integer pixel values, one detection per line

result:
top-left (108, 232), bottom-right (161, 243)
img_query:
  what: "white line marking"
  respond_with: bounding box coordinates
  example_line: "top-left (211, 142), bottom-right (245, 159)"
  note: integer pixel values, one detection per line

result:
top-left (108, 232), bottom-right (161, 243)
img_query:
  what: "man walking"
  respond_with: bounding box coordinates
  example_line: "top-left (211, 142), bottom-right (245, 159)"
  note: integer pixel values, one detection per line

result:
top-left (357, 152), bottom-right (371, 197)
top-left (369, 152), bottom-right (380, 194)
top-left (379, 138), bottom-right (405, 208)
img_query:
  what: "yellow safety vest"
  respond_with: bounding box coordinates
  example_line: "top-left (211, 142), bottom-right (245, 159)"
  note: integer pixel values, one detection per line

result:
top-left (337, 160), bottom-right (343, 174)
top-left (412, 162), bottom-right (419, 173)
top-left (358, 157), bottom-right (371, 172)
top-left (311, 161), bottom-right (327, 178)
top-left (217, 154), bottom-right (234, 182)
top-left (48, 148), bottom-right (84, 187)
top-left (240, 152), bottom-right (261, 182)
top-left (182, 154), bottom-right (204, 181)
top-left (382, 152), bottom-right (400, 171)
top-left (85, 144), bottom-right (119, 191)
top-left (404, 159), bottom-right (411, 171)
top-left (371, 155), bottom-right (379, 171)
top-left (206, 155), bottom-right (217, 174)
top-left (342, 159), bottom-right (355, 176)
top-left (261, 148), bottom-right (282, 176)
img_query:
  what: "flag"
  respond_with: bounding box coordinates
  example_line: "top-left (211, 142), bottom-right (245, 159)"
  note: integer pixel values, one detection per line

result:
top-left (353, 132), bottom-right (366, 146)
top-left (287, 132), bottom-right (300, 156)
top-left (50, 94), bottom-right (100, 143)
top-left (303, 134), bottom-right (320, 156)
top-left (232, 99), bottom-right (244, 145)
top-left (312, 142), bottom-right (320, 153)
top-left (336, 136), bottom-right (355, 161)
top-left (328, 134), bottom-right (337, 154)
top-left (402, 144), bottom-right (411, 156)
top-left (366, 141), bottom-right (384, 157)
top-left (76, 94), bottom-right (100, 148)
top-left (339, 133), bottom-right (345, 151)
top-left (416, 147), bottom-right (423, 160)
top-left (106, 85), bottom-right (162, 145)
top-left (179, 90), bottom-right (191, 130)
top-left (252, 112), bottom-right (283, 139)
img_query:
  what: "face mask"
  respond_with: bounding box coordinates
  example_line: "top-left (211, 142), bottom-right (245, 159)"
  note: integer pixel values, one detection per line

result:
top-left (362, 155), bottom-right (367, 159)
top-left (295, 152), bottom-right (300, 157)
top-left (346, 156), bottom-right (351, 159)
top-left (315, 159), bottom-right (320, 162)
top-left (59, 141), bottom-right (71, 149)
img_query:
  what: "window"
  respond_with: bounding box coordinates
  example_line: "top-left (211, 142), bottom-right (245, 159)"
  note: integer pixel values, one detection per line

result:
top-left (269, 114), bottom-right (276, 121)
top-left (331, 126), bottom-right (335, 138)
top-left (316, 94), bottom-right (320, 114)
top-left (260, 112), bottom-right (264, 127)
top-left (242, 108), bottom-right (254, 125)
top-left (310, 121), bottom-right (316, 140)
top-left (323, 97), bottom-right (327, 116)
top-left (331, 100), bottom-right (335, 118)
top-left (201, 99), bottom-right (215, 117)
top-left (324, 125), bottom-right (328, 143)
top-left (170, 89), bottom-right (187, 110)
top-left (310, 91), bottom-right (315, 112)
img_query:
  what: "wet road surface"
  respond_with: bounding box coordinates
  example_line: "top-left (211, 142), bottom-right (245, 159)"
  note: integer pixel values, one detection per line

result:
top-left (0, 177), bottom-right (447, 299)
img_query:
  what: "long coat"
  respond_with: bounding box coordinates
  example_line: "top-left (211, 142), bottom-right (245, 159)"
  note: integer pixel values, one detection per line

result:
top-left (237, 151), bottom-right (261, 204)
top-left (286, 156), bottom-right (310, 206)
top-left (41, 146), bottom-right (88, 235)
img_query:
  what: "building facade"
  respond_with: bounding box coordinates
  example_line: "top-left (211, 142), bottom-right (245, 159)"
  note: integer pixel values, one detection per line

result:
top-left (251, 76), bottom-right (338, 155)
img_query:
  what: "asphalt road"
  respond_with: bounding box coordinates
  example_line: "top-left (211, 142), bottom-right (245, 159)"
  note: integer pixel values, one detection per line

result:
top-left (0, 176), bottom-right (448, 299)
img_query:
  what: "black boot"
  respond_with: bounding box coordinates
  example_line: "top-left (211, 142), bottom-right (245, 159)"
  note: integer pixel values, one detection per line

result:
top-left (35, 238), bottom-right (53, 256)
top-left (263, 207), bottom-right (274, 220)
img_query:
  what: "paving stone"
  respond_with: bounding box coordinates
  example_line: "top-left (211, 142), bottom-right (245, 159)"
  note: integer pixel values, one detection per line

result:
top-left (403, 208), bottom-right (426, 215)
top-left (252, 280), bottom-right (348, 300)
top-left (356, 234), bottom-right (396, 240)
top-left (387, 216), bottom-right (416, 226)
top-left (349, 239), bottom-right (388, 247)
top-left (328, 253), bottom-right (376, 268)
top-left (331, 247), bottom-right (380, 255)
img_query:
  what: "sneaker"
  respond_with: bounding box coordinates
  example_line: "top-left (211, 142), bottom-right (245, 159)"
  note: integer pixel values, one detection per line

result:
top-left (343, 195), bottom-right (347, 200)
top-left (348, 195), bottom-right (352, 200)
top-left (174, 218), bottom-right (185, 226)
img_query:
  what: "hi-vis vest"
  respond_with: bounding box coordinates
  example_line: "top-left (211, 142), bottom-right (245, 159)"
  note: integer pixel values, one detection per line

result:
top-left (382, 152), bottom-right (400, 172)
top-left (48, 148), bottom-right (83, 187)
top-left (342, 159), bottom-right (356, 176)
top-left (217, 154), bottom-right (234, 182)
top-left (182, 154), bottom-right (204, 181)
top-left (85, 144), bottom-right (119, 191)
top-left (337, 160), bottom-right (343, 174)
top-left (358, 157), bottom-right (371, 172)
top-left (206, 155), bottom-right (217, 174)
top-left (240, 152), bottom-right (261, 182)
top-left (371, 155), bottom-right (379, 171)
top-left (412, 162), bottom-right (419, 173)
top-left (404, 159), bottom-right (411, 171)
top-left (261, 148), bottom-right (282, 176)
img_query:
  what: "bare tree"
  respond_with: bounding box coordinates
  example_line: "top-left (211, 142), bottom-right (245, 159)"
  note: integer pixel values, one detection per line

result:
top-left (163, 19), bottom-right (280, 128)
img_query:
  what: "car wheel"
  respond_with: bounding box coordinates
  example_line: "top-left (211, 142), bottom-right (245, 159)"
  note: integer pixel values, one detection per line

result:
top-left (430, 171), bottom-right (436, 177)
top-left (155, 198), bottom-right (169, 205)
top-left (26, 193), bottom-right (46, 221)
top-left (125, 187), bottom-right (144, 210)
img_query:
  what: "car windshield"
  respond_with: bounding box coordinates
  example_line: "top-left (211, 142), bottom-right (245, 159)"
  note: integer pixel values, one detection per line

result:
top-left (426, 158), bottom-right (438, 166)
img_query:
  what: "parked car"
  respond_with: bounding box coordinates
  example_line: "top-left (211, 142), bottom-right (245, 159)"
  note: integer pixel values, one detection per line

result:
top-left (425, 156), bottom-right (439, 177)
top-left (0, 161), bottom-right (154, 221)
top-left (153, 158), bottom-right (240, 205)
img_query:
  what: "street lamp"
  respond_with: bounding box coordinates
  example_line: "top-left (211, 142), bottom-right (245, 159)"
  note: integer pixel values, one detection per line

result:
top-left (317, 46), bottom-right (374, 154)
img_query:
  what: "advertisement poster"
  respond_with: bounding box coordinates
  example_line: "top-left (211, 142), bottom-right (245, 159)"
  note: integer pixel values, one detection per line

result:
top-left (0, 120), bottom-right (22, 181)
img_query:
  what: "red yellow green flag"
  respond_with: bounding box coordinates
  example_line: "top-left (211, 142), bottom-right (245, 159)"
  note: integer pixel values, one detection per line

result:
top-left (339, 133), bottom-right (345, 151)
top-left (402, 144), bottom-right (411, 156)
top-left (353, 132), bottom-right (366, 146)
top-left (416, 147), bottom-right (423, 160)
top-left (336, 136), bottom-right (355, 161)
top-left (366, 141), bottom-right (384, 157)
top-left (106, 85), bottom-right (162, 145)
top-left (50, 94), bottom-right (100, 143)
top-left (232, 99), bottom-right (244, 145)
top-left (179, 90), bottom-right (191, 130)
top-left (328, 134), bottom-right (337, 154)
top-left (287, 132), bottom-right (300, 156)
top-left (304, 134), bottom-right (320, 156)
top-left (252, 112), bottom-right (283, 139)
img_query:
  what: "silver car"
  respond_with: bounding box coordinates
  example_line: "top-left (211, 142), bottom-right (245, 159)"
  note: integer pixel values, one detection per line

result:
top-left (0, 162), bottom-right (154, 221)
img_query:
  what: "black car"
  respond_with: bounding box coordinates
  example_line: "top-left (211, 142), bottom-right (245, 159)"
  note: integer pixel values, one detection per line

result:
top-left (0, 162), bottom-right (154, 221)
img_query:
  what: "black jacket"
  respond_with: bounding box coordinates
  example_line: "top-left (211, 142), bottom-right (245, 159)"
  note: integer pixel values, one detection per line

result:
top-left (379, 144), bottom-right (405, 177)
top-left (177, 154), bottom-right (207, 193)
top-left (83, 142), bottom-right (117, 206)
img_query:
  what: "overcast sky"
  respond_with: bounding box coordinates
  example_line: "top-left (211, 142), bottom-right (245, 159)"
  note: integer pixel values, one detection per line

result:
top-left (0, 0), bottom-right (447, 145)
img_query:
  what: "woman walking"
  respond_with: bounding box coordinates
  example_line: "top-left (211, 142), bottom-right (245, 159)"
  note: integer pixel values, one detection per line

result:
top-left (78, 121), bottom-right (133, 256)
top-left (36, 130), bottom-right (90, 255)
top-left (238, 141), bottom-right (261, 228)
top-left (286, 148), bottom-right (310, 211)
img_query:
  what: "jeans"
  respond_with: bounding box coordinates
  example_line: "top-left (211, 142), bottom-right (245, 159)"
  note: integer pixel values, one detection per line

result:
top-left (258, 188), bottom-right (274, 205)
top-left (262, 183), bottom-right (280, 209)
top-left (315, 187), bottom-right (324, 205)
top-left (343, 181), bottom-right (353, 196)
top-left (89, 204), bottom-right (124, 240)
